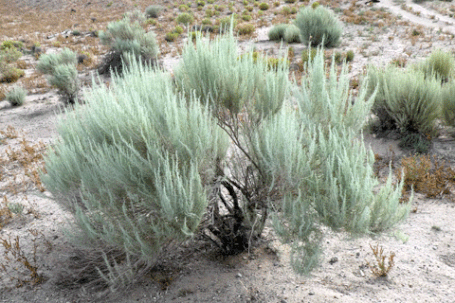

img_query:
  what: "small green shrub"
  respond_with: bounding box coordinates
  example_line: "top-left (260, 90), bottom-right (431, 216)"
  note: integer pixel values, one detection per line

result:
top-left (346, 50), bottom-right (354, 62)
top-left (6, 86), bottom-right (27, 106)
top-left (0, 47), bottom-right (22, 64)
top-left (174, 26), bottom-right (184, 34)
top-left (0, 65), bottom-right (24, 83)
top-left (145, 5), bottom-right (163, 18)
top-left (281, 6), bottom-right (291, 15)
top-left (420, 48), bottom-right (454, 82)
top-left (294, 5), bottom-right (342, 48)
top-left (284, 24), bottom-right (301, 43)
top-left (0, 40), bottom-right (23, 50)
top-left (285, 0), bottom-right (297, 3)
top-left (259, 2), bottom-right (269, 10)
top-left (176, 13), bottom-right (194, 25)
top-left (268, 24), bottom-right (288, 41)
top-left (312, 1), bottom-right (320, 9)
top-left (165, 32), bottom-right (179, 42)
top-left (367, 65), bottom-right (441, 137)
top-left (242, 14), bottom-right (252, 21)
top-left (179, 4), bottom-right (190, 11)
top-left (237, 23), bottom-right (255, 35)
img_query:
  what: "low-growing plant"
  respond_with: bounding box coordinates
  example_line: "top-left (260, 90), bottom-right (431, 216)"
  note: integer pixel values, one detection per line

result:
top-left (294, 5), bottom-right (342, 48)
top-left (176, 12), bottom-right (194, 25)
top-left (165, 32), bottom-right (179, 42)
top-left (5, 86), bottom-right (27, 106)
top-left (145, 5), bottom-right (163, 18)
top-left (268, 23), bottom-right (288, 41)
top-left (36, 48), bottom-right (79, 104)
top-left (259, 2), bottom-right (269, 10)
top-left (397, 155), bottom-right (455, 198)
top-left (0, 65), bottom-right (24, 83)
top-left (237, 23), bottom-right (255, 35)
top-left (0, 47), bottom-right (22, 64)
top-left (1, 40), bottom-right (23, 50)
top-left (366, 244), bottom-right (395, 277)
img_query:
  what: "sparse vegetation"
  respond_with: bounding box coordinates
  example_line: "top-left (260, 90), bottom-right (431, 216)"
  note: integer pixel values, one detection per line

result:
top-left (420, 48), bottom-right (455, 82)
top-left (268, 24), bottom-right (288, 41)
top-left (367, 244), bottom-right (395, 277)
top-left (145, 5), bottom-right (163, 18)
top-left (176, 12), bottom-right (195, 25)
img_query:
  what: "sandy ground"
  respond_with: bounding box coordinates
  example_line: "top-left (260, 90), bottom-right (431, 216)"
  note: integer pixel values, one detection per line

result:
top-left (1, 0), bottom-right (455, 302)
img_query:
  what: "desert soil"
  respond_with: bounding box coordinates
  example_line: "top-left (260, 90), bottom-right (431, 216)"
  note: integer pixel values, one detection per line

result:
top-left (1, 0), bottom-right (455, 302)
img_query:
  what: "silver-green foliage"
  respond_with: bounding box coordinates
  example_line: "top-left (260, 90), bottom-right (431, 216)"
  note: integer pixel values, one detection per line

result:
top-left (284, 24), bottom-right (301, 43)
top-left (36, 48), bottom-right (78, 104)
top-left (368, 65), bottom-right (441, 135)
top-left (145, 5), bottom-right (163, 18)
top-left (441, 80), bottom-right (455, 126)
top-left (42, 57), bottom-right (229, 272)
top-left (174, 28), bottom-right (289, 121)
top-left (251, 49), bottom-right (410, 274)
top-left (294, 6), bottom-right (342, 48)
top-left (6, 86), bottom-right (27, 106)
top-left (268, 24), bottom-right (288, 41)
top-left (99, 17), bottom-right (158, 62)
top-left (420, 48), bottom-right (454, 82)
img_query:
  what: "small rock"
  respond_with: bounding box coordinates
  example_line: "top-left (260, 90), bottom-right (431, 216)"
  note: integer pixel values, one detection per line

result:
top-left (236, 273), bottom-right (242, 278)
top-left (329, 257), bottom-right (338, 265)
top-left (309, 291), bottom-right (315, 295)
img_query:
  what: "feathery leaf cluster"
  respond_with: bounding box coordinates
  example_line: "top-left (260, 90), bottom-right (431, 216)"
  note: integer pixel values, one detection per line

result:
top-left (420, 48), bottom-right (455, 82)
top-left (294, 5), bottom-right (342, 48)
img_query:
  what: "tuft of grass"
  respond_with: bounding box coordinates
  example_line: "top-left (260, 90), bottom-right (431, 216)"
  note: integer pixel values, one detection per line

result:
top-left (259, 2), bottom-right (269, 10)
top-left (441, 80), bottom-right (455, 126)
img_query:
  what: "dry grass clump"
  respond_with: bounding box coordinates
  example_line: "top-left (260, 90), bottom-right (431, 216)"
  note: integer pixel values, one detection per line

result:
top-left (397, 155), bottom-right (455, 199)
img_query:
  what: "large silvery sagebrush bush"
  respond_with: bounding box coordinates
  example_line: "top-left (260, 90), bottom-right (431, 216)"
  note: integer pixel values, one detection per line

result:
top-left (174, 27), bottom-right (290, 254)
top-left (367, 65), bottom-right (441, 138)
top-left (250, 49), bottom-right (410, 274)
top-left (98, 15), bottom-right (158, 74)
top-left (294, 5), bottom-right (342, 48)
top-left (36, 48), bottom-right (79, 104)
top-left (42, 56), bottom-right (229, 286)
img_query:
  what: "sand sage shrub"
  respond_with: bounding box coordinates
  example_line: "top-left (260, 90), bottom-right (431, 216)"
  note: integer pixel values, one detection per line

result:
top-left (420, 48), bottom-right (454, 82)
top-left (294, 5), bottom-right (342, 48)
top-left (99, 16), bottom-right (159, 74)
top-left (367, 65), bottom-right (441, 138)
top-left (284, 24), bottom-right (301, 43)
top-left (42, 57), bottom-right (229, 287)
top-left (441, 80), bottom-right (455, 126)
top-left (145, 5), bottom-right (163, 18)
top-left (6, 86), bottom-right (27, 106)
top-left (268, 24), bottom-right (288, 41)
top-left (36, 48), bottom-right (79, 104)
